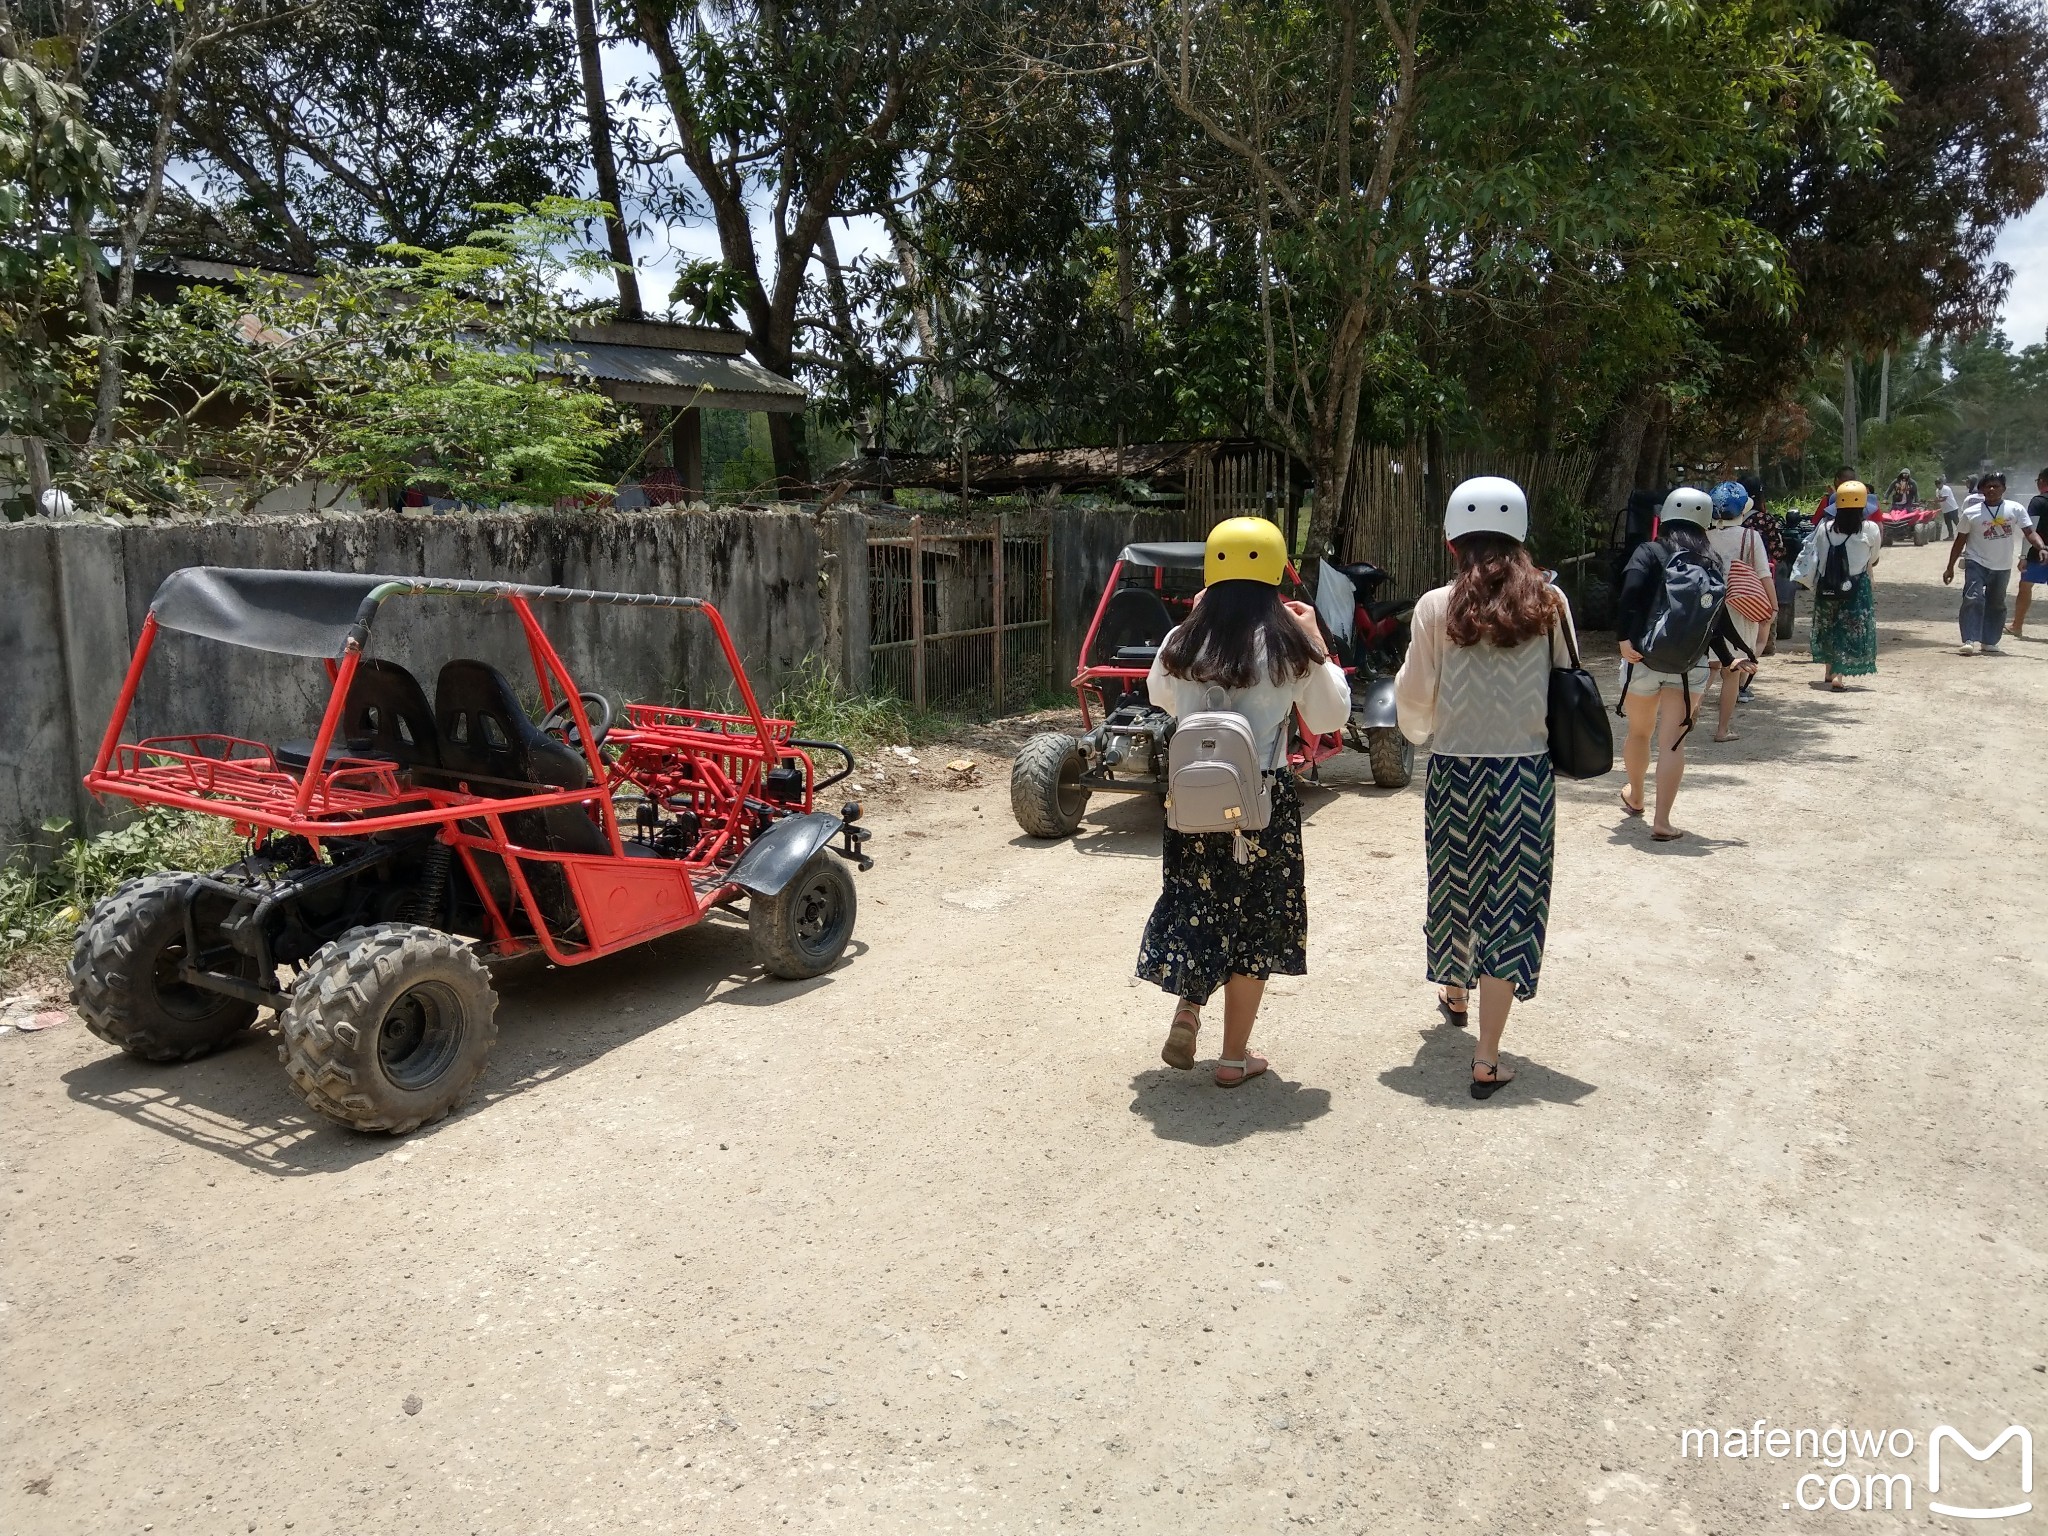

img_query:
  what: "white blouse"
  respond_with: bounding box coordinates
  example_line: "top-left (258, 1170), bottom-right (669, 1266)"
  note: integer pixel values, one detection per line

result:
top-left (1792, 520), bottom-right (1884, 584)
top-left (1146, 633), bottom-right (1352, 770)
top-left (1395, 586), bottom-right (1577, 758)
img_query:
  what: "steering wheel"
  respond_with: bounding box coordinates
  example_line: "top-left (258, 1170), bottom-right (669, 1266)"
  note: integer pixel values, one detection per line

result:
top-left (540, 691), bottom-right (614, 748)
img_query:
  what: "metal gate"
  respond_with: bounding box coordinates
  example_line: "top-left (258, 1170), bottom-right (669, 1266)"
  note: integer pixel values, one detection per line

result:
top-left (868, 514), bottom-right (1052, 711)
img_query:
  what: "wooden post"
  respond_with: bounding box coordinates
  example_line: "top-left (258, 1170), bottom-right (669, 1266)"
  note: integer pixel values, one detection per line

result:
top-left (910, 514), bottom-right (926, 711)
top-left (991, 517), bottom-right (1006, 712)
top-left (1041, 529), bottom-right (1054, 694)
top-left (673, 407), bottom-right (705, 498)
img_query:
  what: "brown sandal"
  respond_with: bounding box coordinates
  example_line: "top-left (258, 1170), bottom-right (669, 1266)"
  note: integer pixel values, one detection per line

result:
top-left (1214, 1054), bottom-right (1267, 1088)
top-left (1161, 1002), bottom-right (1201, 1071)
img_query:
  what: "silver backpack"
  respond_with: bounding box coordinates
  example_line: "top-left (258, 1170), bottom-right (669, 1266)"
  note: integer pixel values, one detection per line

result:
top-left (1164, 687), bottom-right (1270, 861)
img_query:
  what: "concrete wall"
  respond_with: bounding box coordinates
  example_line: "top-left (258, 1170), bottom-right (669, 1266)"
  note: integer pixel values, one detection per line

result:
top-left (1, 507), bottom-right (834, 858)
top-left (2, 500), bottom-right (1192, 859)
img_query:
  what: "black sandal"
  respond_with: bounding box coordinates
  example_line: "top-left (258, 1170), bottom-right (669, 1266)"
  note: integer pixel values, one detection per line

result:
top-left (1471, 1058), bottom-right (1517, 1101)
top-left (1437, 986), bottom-right (1469, 1026)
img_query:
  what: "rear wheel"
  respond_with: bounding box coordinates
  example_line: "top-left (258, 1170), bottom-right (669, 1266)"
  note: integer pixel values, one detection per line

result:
top-left (70, 873), bottom-right (259, 1062)
top-left (1776, 588), bottom-right (1797, 640)
top-left (1366, 727), bottom-right (1414, 789)
top-left (278, 924), bottom-right (496, 1134)
top-left (749, 852), bottom-right (857, 980)
top-left (1011, 732), bottom-right (1090, 838)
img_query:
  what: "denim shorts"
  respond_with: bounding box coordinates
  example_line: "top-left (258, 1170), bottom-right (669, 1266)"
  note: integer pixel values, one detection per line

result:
top-left (1624, 661), bottom-right (1709, 697)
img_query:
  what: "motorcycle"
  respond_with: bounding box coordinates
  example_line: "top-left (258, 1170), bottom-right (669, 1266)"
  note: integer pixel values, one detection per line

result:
top-left (1322, 559), bottom-right (1416, 788)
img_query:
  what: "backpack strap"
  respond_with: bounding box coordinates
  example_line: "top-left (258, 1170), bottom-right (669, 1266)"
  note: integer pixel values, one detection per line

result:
top-left (1670, 670), bottom-right (1698, 750)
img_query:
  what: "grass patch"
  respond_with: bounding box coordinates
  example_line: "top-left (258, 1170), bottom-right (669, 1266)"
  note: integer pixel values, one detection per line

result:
top-left (774, 660), bottom-right (1006, 759)
top-left (1, 810), bottom-right (245, 991)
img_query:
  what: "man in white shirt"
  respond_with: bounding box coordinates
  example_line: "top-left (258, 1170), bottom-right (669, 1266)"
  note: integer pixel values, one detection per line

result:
top-left (1944, 470), bottom-right (2046, 655)
top-left (1937, 476), bottom-right (1960, 537)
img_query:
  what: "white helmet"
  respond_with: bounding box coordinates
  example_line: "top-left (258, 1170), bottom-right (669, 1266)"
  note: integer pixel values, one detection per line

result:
top-left (1659, 486), bottom-right (1713, 529)
top-left (1444, 476), bottom-right (1529, 544)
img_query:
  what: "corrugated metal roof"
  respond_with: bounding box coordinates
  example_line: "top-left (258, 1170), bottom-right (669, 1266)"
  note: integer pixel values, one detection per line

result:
top-left (528, 338), bottom-right (806, 410)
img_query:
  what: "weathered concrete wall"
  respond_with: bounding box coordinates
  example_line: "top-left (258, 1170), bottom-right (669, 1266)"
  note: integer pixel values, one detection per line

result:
top-left (1050, 506), bottom-right (1181, 686)
top-left (1, 507), bottom-right (833, 858)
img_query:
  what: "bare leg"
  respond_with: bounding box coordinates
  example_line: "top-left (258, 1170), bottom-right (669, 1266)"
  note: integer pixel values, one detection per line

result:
top-left (1713, 662), bottom-right (1740, 740)
top-left (1622, 689), bottom-right (1659, 813)
top-left (2012, 582), bottom-right (2034, 637)
top-left (1214, 974), bottom-right (1267, 1083)
top-left (1651, 687), bottom-right (1694, 837)
top-left (1471, 976), bottom-right (1516, 1085)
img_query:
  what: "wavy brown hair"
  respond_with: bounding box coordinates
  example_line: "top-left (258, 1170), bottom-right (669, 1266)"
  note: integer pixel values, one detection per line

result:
top-left (1444, 533), bottom-right (1559, 648)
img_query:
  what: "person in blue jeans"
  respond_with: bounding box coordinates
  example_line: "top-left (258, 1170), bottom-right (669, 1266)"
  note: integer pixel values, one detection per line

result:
top-left (1944, 470), bottom-right (2046, 655)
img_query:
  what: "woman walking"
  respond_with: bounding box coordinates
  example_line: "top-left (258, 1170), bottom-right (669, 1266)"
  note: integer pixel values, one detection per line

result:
top-left (1614, 487), bottom-right (1718, 842)
top-left (1793, 478), bottom-right (1883, 688)
top-left (1395, 477), bottom-right (1568, 1100)
top-left (1706, 481), bottom-right (1772, 740)
top-left (1143, 517), bottom-right (1350, 1086)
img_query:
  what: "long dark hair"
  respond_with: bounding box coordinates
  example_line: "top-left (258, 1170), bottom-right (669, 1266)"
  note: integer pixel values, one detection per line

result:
top-left (1660, 520), bottom-right (1712, 559)
top-left (1445, 533), bottom-right (1558, 647)
top-left (1158, 579), bottom-right (1320, 689)
top-left (1831, 505), bottom-right (1867, 535)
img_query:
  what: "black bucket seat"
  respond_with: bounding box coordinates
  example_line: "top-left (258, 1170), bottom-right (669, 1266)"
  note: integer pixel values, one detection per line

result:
top-left (434, 660), bottom-right (608, 855)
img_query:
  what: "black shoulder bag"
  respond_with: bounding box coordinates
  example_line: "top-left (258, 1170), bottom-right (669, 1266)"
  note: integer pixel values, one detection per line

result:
top-left (1547, 614), bottom-right (1613, 779)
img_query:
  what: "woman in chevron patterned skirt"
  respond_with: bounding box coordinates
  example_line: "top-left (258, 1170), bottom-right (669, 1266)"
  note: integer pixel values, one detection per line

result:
top-left (1394, 477), bottom-right (1571, 1099)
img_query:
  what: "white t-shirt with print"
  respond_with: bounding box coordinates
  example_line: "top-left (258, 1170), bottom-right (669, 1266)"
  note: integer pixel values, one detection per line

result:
top-left (1961, 498), bottom-right (2037, 570)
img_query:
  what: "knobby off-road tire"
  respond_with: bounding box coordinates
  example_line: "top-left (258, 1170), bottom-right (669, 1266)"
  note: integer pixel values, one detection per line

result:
top-left (1776, 589), bottom-right (1798, 641)
top-left (749, 852), bottom-right (858, 981)
top-left (69, 873), bottom-right (259, 1062)
top-left (1010, 732), bottom-right (1090, 838)
top-left (278, 924), bottom-right (496, 1134)
top-left (1366, 727), bottom-right (1415, 789)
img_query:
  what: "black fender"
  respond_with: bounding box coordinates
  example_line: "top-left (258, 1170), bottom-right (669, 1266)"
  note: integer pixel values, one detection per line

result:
top-left (1351, 675), bottom-right (1400, 731)
top-left (728, 812), bottom-right (845, 898)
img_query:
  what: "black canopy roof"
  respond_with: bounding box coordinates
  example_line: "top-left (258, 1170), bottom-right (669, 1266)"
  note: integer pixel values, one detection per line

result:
top-left (148, 566), bottom-right (702, 658)
top-left (1118, 542), bottom-right (1206, 569)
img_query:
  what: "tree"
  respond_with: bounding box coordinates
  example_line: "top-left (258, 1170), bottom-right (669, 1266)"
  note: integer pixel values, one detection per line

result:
top-left (0, 44), bottom-right (120, 504)
top-left (165, 0), bottom-right (585, 267)
top-left (68, 202), bottom-right (626, 514)
top-left (1688, 0), bottom-right (2048, 464)
top-left (622, 0), bottom-right (939, 487)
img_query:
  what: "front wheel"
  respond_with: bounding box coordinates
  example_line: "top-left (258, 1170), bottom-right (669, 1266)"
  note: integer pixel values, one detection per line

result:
top-left (278, 924), bottom-right (497, 1134)
top-left (1011, 732), bottom-right (1090, 838)
top-left (1366, 727), bottom-right (1414, 789)
top-left (70, 873), bottom-right (260, 1062)
top-left (749, 852), bottom-right (858, 980)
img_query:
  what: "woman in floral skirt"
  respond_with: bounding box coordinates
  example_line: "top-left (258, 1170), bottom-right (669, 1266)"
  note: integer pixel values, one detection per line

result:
top-left (1140, 517), bottom-right (1350, 1086)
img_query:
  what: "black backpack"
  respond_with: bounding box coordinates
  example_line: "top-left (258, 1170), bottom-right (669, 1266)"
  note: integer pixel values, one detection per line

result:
top-left (1817, 533), bottom-right (1857, 600)
top-left (1636, 544), bottom-right (1727, 675)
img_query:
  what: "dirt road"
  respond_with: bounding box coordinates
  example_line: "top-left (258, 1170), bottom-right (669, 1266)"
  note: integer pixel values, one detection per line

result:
top-left (4, 541), bottom-right (2043, 1535)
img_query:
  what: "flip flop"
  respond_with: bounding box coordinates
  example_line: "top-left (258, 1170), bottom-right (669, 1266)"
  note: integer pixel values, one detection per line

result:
top-left (1160, 1003), bottom-right (1200, 1071)
top-left (1437, 987), bottom-right (1469, 1026)
top-left (1652, 828), bottom-right (1687, 843)
top-left (1619, 789), bottom-right (1645, 817)
top-left (1471, 1058), bottom-right (1516, 1101)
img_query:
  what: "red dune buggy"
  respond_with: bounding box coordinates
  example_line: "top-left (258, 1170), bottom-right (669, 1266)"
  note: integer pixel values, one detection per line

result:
top-left (69, 567), bottom-right (872, 1133)
top-left (1010, 541), bottom-right (1400, 839)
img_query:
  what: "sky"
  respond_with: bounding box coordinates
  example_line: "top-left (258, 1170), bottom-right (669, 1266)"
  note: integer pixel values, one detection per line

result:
top-left (1989, 201), bottom-right (2048, 348)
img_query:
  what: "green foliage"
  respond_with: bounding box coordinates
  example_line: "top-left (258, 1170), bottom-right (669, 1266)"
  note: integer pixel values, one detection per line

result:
top-left (0, 810), bottom-right (244, 984)
top-left (60, 200), bottom-right (627, 514)
top-left (776, 661), bottom-right (915, 759)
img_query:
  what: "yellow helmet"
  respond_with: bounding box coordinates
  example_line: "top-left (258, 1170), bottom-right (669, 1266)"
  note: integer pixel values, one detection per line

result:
top-left (1833, 479), bottom-right (1870, 510)
top-left (1204, 516), bottom-right (1288, 586)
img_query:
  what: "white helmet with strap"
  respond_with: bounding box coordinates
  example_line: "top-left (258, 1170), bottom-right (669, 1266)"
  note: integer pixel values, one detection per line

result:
top-left (1444, 476), bottom-right (1529, 544)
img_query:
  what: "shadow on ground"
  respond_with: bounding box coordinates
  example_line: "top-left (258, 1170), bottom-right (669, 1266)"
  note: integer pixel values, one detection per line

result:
top-left (58, 915), bottom-right (842, 1177)
top-left (1127, 1066), bottom-right (1333, 1145)
top-left (1377, 1025), bottom-right (1598, 1110)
